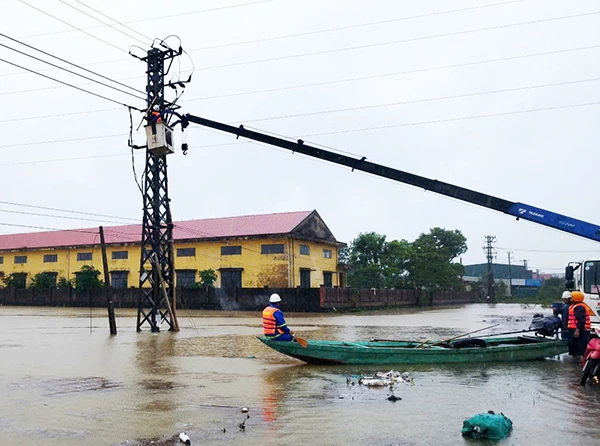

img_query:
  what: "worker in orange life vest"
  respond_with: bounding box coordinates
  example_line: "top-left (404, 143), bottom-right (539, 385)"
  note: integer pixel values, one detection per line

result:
top-left (150, 104), bottom-right (162, 123)
top-left (568, 291), bottom-right (592, 356)
top-left (262, 293), bottom-right (294, 342)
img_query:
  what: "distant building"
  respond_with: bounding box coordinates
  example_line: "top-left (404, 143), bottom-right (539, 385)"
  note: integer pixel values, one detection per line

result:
top-left (0, 210), bottom-right (346, 289)
top-left (463, 262), bottom-right (542, 297)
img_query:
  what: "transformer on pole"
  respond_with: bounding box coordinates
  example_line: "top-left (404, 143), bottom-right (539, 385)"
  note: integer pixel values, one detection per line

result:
top-left (135, 46), bottom-right (181, 332)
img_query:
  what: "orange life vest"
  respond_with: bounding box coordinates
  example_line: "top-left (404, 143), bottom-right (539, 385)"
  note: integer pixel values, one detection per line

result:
top-left (262, 306), bottom-right (284, 337)
top-left (567, 303), bottom-right (592, 330)
top-left (151, 110), bottom-right (162, 123)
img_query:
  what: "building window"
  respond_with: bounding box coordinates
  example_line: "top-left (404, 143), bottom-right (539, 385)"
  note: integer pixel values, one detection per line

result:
top-left (77, 252), bottom-right (92, 261)
top-left (43, 254), bottom-right (58, 263)
top-left (220, 268), bottom-right (242, 288)
top-left (323, 272), bottom-right (333, 287)
top-left (41, 272), bottom-right (58, 287)
top-left (323, 249), bottom-right (332, 259)
top-left (221, 245), bottom-right (242, 256)
top-left (0, 256), bottom-right (3, 264)
top-left (300, 244), bottom-right (310, 255)
top-left (110, 271), bottom-right (128, 289)
top-left (176, 270), bottom-right (197, 288)
top-left (177, 247), bottom-right (196, 257)
top-left (111, 251), bottom-right (128, 260)
top-left (261, 244), bottom-right (284, 255)
top-left (14, 255), bottom-right (27, 264)
top-left (300, 269), bottom-right (311, 288)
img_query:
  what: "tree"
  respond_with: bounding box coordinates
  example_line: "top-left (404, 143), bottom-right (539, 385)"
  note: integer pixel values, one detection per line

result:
top-left (347, 232), bottom-right (387, 288)
top-left (408, 228), bottom-right (467, 292)
top-left (74, 265), bottom-right (103, 291)
top-left (57, 277), bottom-right (73, 290)
top-left (346, 232), bottom-right (411, 289)
top-left (536, 277), bottom-right (564, 303)
top-left (2, 272), bottom-right (27, 289)
top-left (198, 269), bottom-right (218, 288)
top-left (29, 273), bottom-right (55, 289)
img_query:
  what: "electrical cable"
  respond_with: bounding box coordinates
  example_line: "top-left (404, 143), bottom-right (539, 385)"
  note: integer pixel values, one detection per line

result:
top-left (56, 0), bottom-right (151, 47)
top-left (2, 97), bottom-right (600, 152)
top-left (3, 41), bottom-right (598, 102)
top-left (17, 0), bottom-right (129, 54)
top-left (0, 200), bottom-right (138, 222)
top-left (301, 100), bottom-right (600, 138)
top-left (0, 32), bottom-right (145, 96)
top-left (0, 57), bottom-right (141, 109)
top-left (0, 221), bottom-right (100, 234)
top-left (0, 41), bottom-right (145, 100)
top-left (186, 10), bottom-right (600, 71)
top-left (186, 0), bottom-right (527, 52)
top-left (5, 70), bottom-right (600, 125)
top-left (239, 77), bottom-right (600, 124)
top-left (0, 208), bottom-right (135, 225)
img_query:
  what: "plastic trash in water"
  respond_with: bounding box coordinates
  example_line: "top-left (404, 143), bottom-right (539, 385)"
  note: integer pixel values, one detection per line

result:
top-left (179, 432), bottom-right (191, 444)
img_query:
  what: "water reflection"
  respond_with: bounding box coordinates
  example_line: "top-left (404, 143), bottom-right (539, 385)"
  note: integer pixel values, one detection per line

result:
top-left (134, 333), bottom-right (179, 412)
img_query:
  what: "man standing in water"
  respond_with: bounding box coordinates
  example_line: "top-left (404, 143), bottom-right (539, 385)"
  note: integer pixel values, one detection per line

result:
top-left (262, 293), bottom-right (294, 342)
top-left (568, 291), bottom-right (592, 356)
top-left (553, 291), bottom-right (573, 340)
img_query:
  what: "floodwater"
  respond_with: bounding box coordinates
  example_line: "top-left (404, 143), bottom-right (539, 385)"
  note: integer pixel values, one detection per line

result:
top-left (1, 304), bottom-right (599, 446)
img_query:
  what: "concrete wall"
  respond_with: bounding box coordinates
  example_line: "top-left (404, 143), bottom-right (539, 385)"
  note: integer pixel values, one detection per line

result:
top-left (0, 287), bottom-right (479, 311)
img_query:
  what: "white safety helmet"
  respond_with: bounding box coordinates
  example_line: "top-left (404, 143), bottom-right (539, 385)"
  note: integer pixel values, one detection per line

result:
top-left (269, 293), bottom-right (282, 303)
top-left (562, 291), bottom-right (572, 300)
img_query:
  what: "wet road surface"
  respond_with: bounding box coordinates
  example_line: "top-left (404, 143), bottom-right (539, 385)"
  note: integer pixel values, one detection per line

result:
top-left (1, 304), bottom-right (599, 445)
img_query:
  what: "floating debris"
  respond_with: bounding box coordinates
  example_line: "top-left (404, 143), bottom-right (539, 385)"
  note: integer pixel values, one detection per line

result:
top-left (179, 432), bottom-right (191, 444)
top-left (356, 370), bottom-right (414, 387)
top-left (461, 411), bottom-right (513, 440)
top-left (386, 394), bottom-right (402, 402)
top-left (241, 407), bottom-right (249, 413)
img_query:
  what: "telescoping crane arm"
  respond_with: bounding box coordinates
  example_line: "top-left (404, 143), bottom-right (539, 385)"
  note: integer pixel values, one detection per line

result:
top-left (179, 113), bottom-right (600, 243)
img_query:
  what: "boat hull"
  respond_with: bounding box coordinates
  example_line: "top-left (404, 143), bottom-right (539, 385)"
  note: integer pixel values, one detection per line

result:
top-left (257, 336), bottom-right (568, 365)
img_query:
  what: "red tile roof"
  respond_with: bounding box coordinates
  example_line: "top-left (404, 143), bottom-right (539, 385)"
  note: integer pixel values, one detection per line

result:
top-left (0, 210), bottom-right (314, 251)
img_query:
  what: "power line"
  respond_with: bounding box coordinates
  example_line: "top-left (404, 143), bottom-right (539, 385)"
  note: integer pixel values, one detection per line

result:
top-left (0, 31), bottom-right (145, 96)
top-left (17, 0), bottom-right (128, 54)
top-left (71, 0), bottom-right (152, 44)
top-left (303, 100), bottom-right (600, 137)
top-left (0, 200), bottom-right (138, 222)
top-left (0, 57), bottom-right (139, 108)
top-left (56, 0), bottom-right (151, 47)
top-left (3, 41), bottom-right (598, 102)
top-left (241, 77), bottom-right (600, 123)
top-left (4, 7), bottom-right (597, 80)
top-left (0, 208), bottom-right (135, 225)
top-left (0, 141), bottom-right (245, 164)
top-left (14, 0), bottom-right (278, 41)
top-left (184, 0), bottom-right (527, 52)
top-left (186, 10), bottom-right (600, 72)
top-left (2, 98), bottom-right (600, 152)
top-left (0, 221), bottom-right (100, 235)
top-left (5, 72), bottom-right (600, 126)
top-left (0, 131), bottom-right (128, 149)
top-left (0, 40), bottom-right (145, 101)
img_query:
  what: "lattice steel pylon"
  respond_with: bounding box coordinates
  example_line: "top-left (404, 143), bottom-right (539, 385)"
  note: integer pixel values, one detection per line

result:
top-left (136, 47), bottom-right (180, 332)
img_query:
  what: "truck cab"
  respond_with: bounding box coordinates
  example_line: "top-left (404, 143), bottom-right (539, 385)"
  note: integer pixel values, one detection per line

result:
top-left (566, 260), bottom-right (600, 324)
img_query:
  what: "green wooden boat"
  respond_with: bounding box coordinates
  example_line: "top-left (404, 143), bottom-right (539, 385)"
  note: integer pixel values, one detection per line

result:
top-left (258, 335), bottom-right (568, 365)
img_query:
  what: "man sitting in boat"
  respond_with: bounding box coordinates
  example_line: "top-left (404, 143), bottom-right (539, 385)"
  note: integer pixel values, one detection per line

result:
top-left (262, 293), bottom-right (294, 342)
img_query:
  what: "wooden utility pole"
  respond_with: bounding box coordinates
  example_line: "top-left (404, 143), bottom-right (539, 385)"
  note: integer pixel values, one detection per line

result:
top-left (99, 226), bottom-right (117, 335)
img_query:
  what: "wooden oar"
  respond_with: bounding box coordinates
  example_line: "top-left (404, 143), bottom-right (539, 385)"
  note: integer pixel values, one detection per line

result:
top-left (424, 323), bottom-right (501, 348)
top-left (294, 336), bottom-right (308, 348)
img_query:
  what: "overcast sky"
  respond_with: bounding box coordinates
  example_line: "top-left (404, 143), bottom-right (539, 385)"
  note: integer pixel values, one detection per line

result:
top-left (2, 0), bottom-right (600, 274)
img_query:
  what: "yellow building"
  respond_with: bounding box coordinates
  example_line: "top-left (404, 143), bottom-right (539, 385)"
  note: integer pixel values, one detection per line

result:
top-left (0, 210), bottom-right (345, 289)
